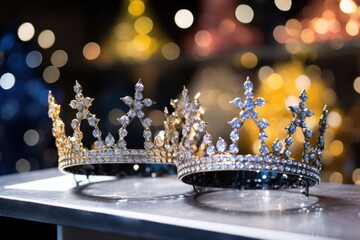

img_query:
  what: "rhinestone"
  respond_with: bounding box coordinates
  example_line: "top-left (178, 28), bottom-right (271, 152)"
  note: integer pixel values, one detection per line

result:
top-left (289, 106), bottom-right (299, 113)
top-left (259, 132), bottom-right (268, 141)
top-left (206, 145), bottom-right (215, 155)
top-left (244, 90), bottom-right (254, 99)
top-left (144, 141), bottom-right (153, 149)
top-left (272, 139), bottom-right (282, 153)
top-left (229, 118), bottom-right (242, 129)
top-left (135, 92), bottom-right (143, 100)
top-left (287, 124), bottom-right (296, 134)
top-left (300, 101), bottom-right (307, 109)
top-left (232, 97), bottom-right (243, 107)
top-left (121, 96), bottom-right (133, 105)
top-left (249, 111), bottom-right (258, 119)
top-left (75, 93), bottom-right (82, 101)
top-left (69, 100), bottom-right (77, 109)
top-left (119, 128), bottom-right (128, 137)
top-left (106, 149), bottom-right (113, 156)
top-left (137, 111), bottom-right (144, 118)
top-left (229, 144), bottom-right (239, 154)
top-left (203, 133), bottom-right (212, 144)
top-left (92, 129), bottom-right (101, 138)
top-left (143, 118), bottom-right (152, 127)
top-left (118, 115), bottom-right (129, 126)
top-left (134, 101), bottom-right (143, 110)
top-left (74, 83), bottom-right (81, 93)
top-left (118, 140), bottom-right (126, 148)
top-left (285, 137), bottom-right (294, 146)
top-left (88, 116), bottom-right (97, 126)
top-left (96, 140), bottom-right (104, 149)
top-left (245, 162), bottom-right (253, 169)
top-left (259, 145), bottom-right (269, 154)
top-left (135, 81), bottom-right (144, 91)
top-left (114, 149), bottom-right (121, 155)
top-left (256, 97), bottom-right (265, 106)
top-left (216, 138), bottom-right (227, 153)
top-left (143, 98), bottom-right (153, 107)
top-left (128, 110), bottom-right (136, 118)
top-left (105, 133), bottom-right (115, 146)
top-left (244, 100), bottom-right (255, 110)
top-left (304, 129), bottom-right (312, 138)
top-left (143, 130), bottom-right (152, 138)
top-left (307, 109), bottom-right (313, 117)
top-left (71, 119), bottom-right (79, 129)
top-left (230, 130), bottom-right (239, 141)
top-left (300, 90), bottom-right (308, 100)
top-left (294, 118), bottom-right (301, 126)
top-left (154, 131), bottom-right (165, 146)
top-left (257, 119), bottom-right (269, 129)
top-left (76, 112), bottom-right (84, 119)
top-left (236, 161), bottom-right (244, 168)
top-left (244, 78), bottom-right (253, 91)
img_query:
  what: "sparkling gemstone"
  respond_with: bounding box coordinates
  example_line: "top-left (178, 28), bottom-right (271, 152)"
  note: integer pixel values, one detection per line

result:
top-left (128, 110), bottom-right (136, 118)
top-left (272, 139), bottom-right (282, 153)
top-left (244, 100), bottom-right (255, 110)
top-left (232, 97), bottom-right (243, 107)
top-left (96, 140), bottom-right (104, 149)
top-left (154, 130), bottom-right (165, 146)
top-left (257, 119), bottom-right (269, 129)
top-left (76, 112), bottom-right (84, 119)
top-left (230, 130), bottom-right (240, 141)
top-left (143, 130), bottom-right (152, 138)
top-left (304, 129), bottom-right (312, 138)
top-left (106, 149), bottom-right (113, 156)
top-left (105, 133), bottom-right (115, 146)
top-left (300, 111), bottom-right (307, 118)
top-left (244, 78), bottom-right (253, 90)
top-left (144, 141), bottom-right (153, 149)
top-left (143, 118), bottom-right (152, 127)
top-left (256, 97), bottom-right (265, 106)
top-left (135, 92), bottom-right (143, 100)
top-left (289, 106), bottom-right (299, 113)
top-left (118, 140), bottom-right (126, 148)
top-left (83, 97), bottom-right (92, 106)
top-left (135, 81), bottom-right (144, 91)
top-left (203, 133), bottom-right (212, 144)
top-left (88, 116), bottom-right (97, 126)
top-left (118, 115), bottom-right (130, 126)
top-left (285, 137), bottom-right (294, 146)
top-left (206, 145), bottom-right (215, 155)
top-left (229, 118), bottom-right (242, 129)
top-left (287, 124), bottom-right (296, 134)
top-left (74, 83), bottom-right (82, 93)
top-left (259, 132), bottom-right (268, 141)
top-left (75, 93), bottom-right (82, 101)
top-left (71, 119), bottom-right (79, 129)
top-left (306, 110), bottom-right (313, 117)
top-left (119, 128), bottom-right (128, 137)
top-left (304, 141), bottom-right (311, 150)
top-left (216, 138), bottom-right (227, 153)
top-left (137, 111), bottom-right (144, 118)
top-left (294, 118), bottom-right (301, 126)
top-left (134, 101), bottom-right (143, 110)
top-left (69, 100), bottom-right (77, 109)
top-left (300, 101), bottom-right (307, 109)
top-left (259, 145), bottom-right (269, 154)
top-left (229, 144), bottom-right (239, 154)
top-left (245, 162), bottom-right (253, 169)
top-left (244, 90), bottom-right (254, 99)
top-left (92, 129), bottom-right (101, 138)
top-left (121, 96), bottom-right (133, 105)
top-left (300, 91), bottom-right (308, 100)
top-left (249, 111), bottom-right (258, 119)
top-left (143, 98), bottom-right (153, 107)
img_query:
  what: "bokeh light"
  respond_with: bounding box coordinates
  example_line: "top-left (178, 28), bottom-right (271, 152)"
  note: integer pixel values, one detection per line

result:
top-left (174, 9), bottom-right (194, 29)
top-left (26, 51), bottom-right (42, 68)
top-left (17, 22), bottom-right (35, 42)
top-left (15, 158), bottom-right (31, 173)
top-left (128, 0), bottom-right (145, 16)
top-left (275, 0), bottom-right (292, 11)
top-left (161, 42), bottom-right (180, 60)
top-left (23, 129), bottom-right (40, 146)
top-left (235, 4), bottom-right (254, 24)
top-left (0, 72), bottom-right (15, 90)
top-left (83, 42), bottom-right (101, 60)
top-left (38, 30), bottom-right (55, 49)
top-left (51, 50), bottom-right (68, 68)
top-left (43, 66), bottom-right (60, 83)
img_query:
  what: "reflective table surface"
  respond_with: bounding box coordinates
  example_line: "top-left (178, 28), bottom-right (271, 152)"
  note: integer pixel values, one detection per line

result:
top-left (0, 168), bottom-right (359, 240)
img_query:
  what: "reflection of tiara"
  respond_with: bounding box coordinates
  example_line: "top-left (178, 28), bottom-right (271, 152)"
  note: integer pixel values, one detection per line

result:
top-left (176, 77), bottom-right (328, 195)
top-left (48, 80), bottom-right (178, 176)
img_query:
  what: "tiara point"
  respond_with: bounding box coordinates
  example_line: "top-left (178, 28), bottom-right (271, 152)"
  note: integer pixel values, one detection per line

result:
top-left (48, 80), bottom-right (178, 175)
top-left (175, 76), bottom-right (327, 193)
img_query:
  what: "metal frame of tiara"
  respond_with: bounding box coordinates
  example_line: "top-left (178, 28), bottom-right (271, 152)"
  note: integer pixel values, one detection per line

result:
top-left (176, 77), bottom-right (328, 196)
top-left (48, 80), bottom-right (178, 177)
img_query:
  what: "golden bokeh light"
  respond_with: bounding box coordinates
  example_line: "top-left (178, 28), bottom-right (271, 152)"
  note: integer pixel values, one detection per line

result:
top-left (128, 0), bottom-right (145, 16)
top-left (240, 52), bottom-right (258, 69)
top-left (329, 140), bottom-right (344, 156)
top-left (83, 42), bottom-right (101, 60)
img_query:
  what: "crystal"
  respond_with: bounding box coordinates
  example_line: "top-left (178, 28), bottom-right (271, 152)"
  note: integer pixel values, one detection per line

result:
top-left (300, 101), bottom-right (307, 109)
top-left (272, 139), bottom-right (282, 153)
top-left (88, 116), bottom-right (97, 126)
top-left (118, 128), bottom-right (128, 137)
top-left (300, 90), bottom-right (308, 100)
top-left (134, 101), bottom-right (143, 110)
top-left (135, 92), bottom-right (143, 100)
top-left (92, 129), bottom-right (101, 138)
top-left (304, 129), bottom-right (312, 138)
top-left (203, 133), bottom-right (212, 144)
top-left (216, 138), bottom-right (227, 153)
top-left (95, 140), bottom-right (104, 149)
top-left (229, 118), bottom-right (242, 129)
top-left (118, 115), bottom-right (130, 126)
top-left (307, 110), bottom-right (313, 117)
top-left (71, 119), bottom-right (79, 129)
top-left (240, 111), bottom-right (249, 119)
top-left (206, 145), bottom-right (215, 155)
top-left (249, 110), bottom-right (258, 119)
top-left (128, 109), bottom-right (136, 118)
top-left (230, 130), bottom-right (239, 141)
top-left (83, 97), bottom-right (92, 106)
top-left (144, 141), bottom-right (153, 149)
top-left (256, 97), bottom-right (265, 106)
top-left (118, 140), bottom-right (126, 148)
top-left (287, 124), bottom-right (296, 134)
top-left (285, 137), bottom-right (294, 146)
top-left (259, 132), bottom-right (268, 141)
top-left (229, 144), bottom-right (239, 154)
top-left (135, 80), bottom-right (144, 91)
top-left (257, 119), bottom-right (269, 129)
top-left (244, 78), bottom-right (253, 91)
top-left (259, 145), bottom-right (269, 154)
top-left (289, 106), bottom-right (299, 113)
top-left (244, 90), bottom-right (254, 99)
top-left (74, 82), bottom-right (82, 93)
top-left (105, 133), bottom-right (115, 146)
top-left (143, 118), bottom-right (152, 127)
top-left (154, 131), bottom-right (165, 147)
top-left (137, 111), bottom-right (144, 118)
top-left (143, 98), bottom-right (153, 107)
top-left (232, 97), bottom-right (243, 107)
top-left (121, 96), bottom-right (133, 105)
top-left (75, 93), bottom-right (82, 101)
top-left (69, 100), bottom-right (77, 109)
top-left (143, 130), bottom-right (152, 138)
top-left (244, 100), bottom-right (255, 110)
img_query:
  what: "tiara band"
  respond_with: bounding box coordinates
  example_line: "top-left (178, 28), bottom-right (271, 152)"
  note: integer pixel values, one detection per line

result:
top-left (48, 79), bottom-right (179, 176)
top-left (175, 77), bottom-right (328, 195)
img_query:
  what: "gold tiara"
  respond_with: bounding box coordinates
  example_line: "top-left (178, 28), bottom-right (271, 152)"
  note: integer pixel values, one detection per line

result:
top-left (175, 77), bottom-right (328, 195)
top-left (48, 79), bottom-right (179, 176)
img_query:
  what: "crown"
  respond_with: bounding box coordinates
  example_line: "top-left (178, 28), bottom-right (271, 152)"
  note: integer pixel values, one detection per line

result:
top-left (175, 77), bottom-right (328, 194)
top-left (48, 79), bottom-right (179, 176)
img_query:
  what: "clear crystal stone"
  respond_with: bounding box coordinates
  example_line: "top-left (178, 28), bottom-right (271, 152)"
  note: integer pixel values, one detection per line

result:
top-left (216, 138), bottom-right (227, 153)
top-left (257, 119), bottom-right (269, 129)
top-left (71, 119), bottom-right (79, 129)
top-left (143, 98), bottom-right (153, 107)
top-left (144, 141), bottom-right (153, 149)
top-left (272, 139), bottom-right (282, 153)
top-left (118, 115), bottom-right (130, 126)
top-left (69, 100), bottom-right (77, 109)
top-left (88, 116), bottom-right (97, 126)
top-left (229, 144), bottom-right (239, 154)
top-left (143, 130), bottom-right (152, 138)
top-left (134, 101), bottom-right (143, 110)
top-left (92, 129), bottom-right (101, 138)
top-left (137, 111), bottom-right (144, 118)
top-left (75, 93), bottom-right (82, 101)
top-left (154, 130), bottom-right (165, 146)
top-left (135, 81), bottom-right (144, 91)
top-left (74, 83), bottom-right (81, 93)
top-left (105, 133), bottom-right (115, 146)
top-left (118, 140), bottom-right (126, 148)
top-left (232, 97), bottom-right (243, 107)
top-left (206, 145), bottom-right (215, 155)
top-left (96, 140), bottom-right (104, 149)
top-left (259, 132), bottom-right (268, 141)
top-left (128, 110), bottom-right (136, 118)
top-left (118, 128), bottom-right (128, 137)
top-left (229, 118), bottom-right (242, 129)
top-left (135, 92), bottom-right (143, 100)
top-left (121, 96), bottom-right (133, 105)
top-left (244, 78), bottom-right (253, 90)
top-left (256, 97), bottom-right (265, 106)
top-left (203, 133), bottom-right (212, 144)
top-left (244, 90), bottom-right (254, 99)
top-left (230, 130), bottom-right (239, 141)
top-left (143, 118), bottom-right (152, 127)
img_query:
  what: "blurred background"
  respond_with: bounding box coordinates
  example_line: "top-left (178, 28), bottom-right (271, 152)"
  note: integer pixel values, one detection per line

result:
top-left (1, 0), bottom-right (360, 184)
